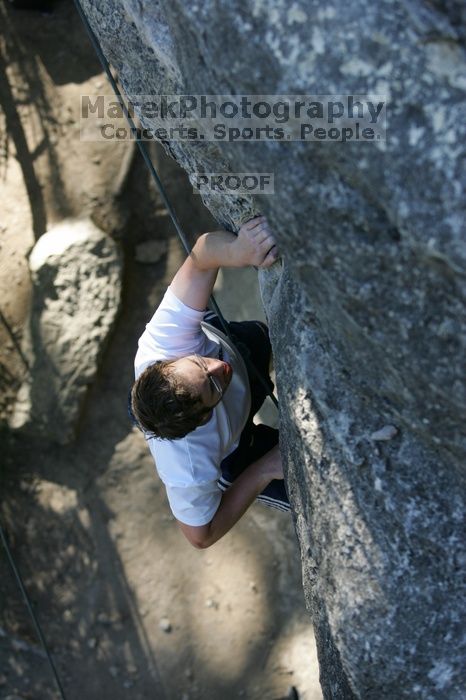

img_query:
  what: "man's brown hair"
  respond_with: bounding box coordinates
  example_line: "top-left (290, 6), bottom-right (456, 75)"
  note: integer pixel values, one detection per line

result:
top-left (130, 360), bottom-right (210, 440)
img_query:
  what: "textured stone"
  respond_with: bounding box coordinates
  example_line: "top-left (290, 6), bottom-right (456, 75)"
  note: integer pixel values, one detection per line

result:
top-left (81, 1), bottom-right (466, 698)
top-left (9, 218), bottom-right (122, 443)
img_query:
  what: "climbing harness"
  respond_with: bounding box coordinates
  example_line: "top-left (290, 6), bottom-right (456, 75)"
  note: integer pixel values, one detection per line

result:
top-left (72, 0), bottom-right (279, 410)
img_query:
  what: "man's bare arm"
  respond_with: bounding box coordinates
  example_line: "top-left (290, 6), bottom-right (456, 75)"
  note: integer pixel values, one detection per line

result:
top-left (177, 444), bottom-right (283, 549)
top-left (170, 216), bottom-right (278, 312)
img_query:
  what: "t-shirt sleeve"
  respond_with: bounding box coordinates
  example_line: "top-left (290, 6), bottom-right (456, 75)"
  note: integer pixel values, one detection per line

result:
top-left (147, 431), bottom-right (223, 527)
top-left (165, 480), bottom-right (222, 527)
top-left (135, 285), bottom-right (209, 376)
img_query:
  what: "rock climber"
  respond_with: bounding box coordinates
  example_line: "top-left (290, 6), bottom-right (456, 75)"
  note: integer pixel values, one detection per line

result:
top-left (130, 215), bottom-right (290, 548)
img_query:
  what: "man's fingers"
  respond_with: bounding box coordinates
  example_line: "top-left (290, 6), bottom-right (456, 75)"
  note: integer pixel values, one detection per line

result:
top-left (236, 215), bottom-right (278, 267)
top-left (248, 221), bottom-right (274, 244)
top-left (244, 215), bottom-right (266, 230)
top-left (259, 244), bottom-right (279, 268)
top-left (251, 221), bottom-right (271, 234)
top-left (253, 227), bottom-right (274, 245)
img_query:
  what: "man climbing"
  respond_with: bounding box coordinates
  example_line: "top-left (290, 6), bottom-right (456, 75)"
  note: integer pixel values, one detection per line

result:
top-left (130, 215), bottom-right (290, 548)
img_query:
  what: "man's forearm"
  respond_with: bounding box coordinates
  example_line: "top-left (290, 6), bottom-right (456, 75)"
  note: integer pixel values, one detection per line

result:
top-left (179, 446), bottom-right (282, 549)
top-left (170, 231), bottom-right (235, 312)
top-left (191, 230), bottom-right (238, 271)
top-left (193, 220), bottom-right (278, 271)
top-left (170, 219), bottom-right (277, 311)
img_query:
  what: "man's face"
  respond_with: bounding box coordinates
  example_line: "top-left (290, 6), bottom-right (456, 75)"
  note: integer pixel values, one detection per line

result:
top-left (171, 354), bottom-right (233, 411)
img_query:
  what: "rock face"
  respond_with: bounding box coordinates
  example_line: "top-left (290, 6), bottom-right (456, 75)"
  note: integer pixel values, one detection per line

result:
top-left (80, 1), bottom-right (466, 697)
top-left (10, 219), bottom-right (122, 443)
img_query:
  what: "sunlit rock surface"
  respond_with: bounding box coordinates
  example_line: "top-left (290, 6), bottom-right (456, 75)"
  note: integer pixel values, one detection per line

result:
top-left (81, 1), bottom-right (466, 697)
top-left (9, 218), bottom-right (122, 443)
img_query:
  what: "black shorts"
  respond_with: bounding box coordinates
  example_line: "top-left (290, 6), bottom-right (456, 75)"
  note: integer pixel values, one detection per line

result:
top-left (205, 312), bottom-right (290, 513)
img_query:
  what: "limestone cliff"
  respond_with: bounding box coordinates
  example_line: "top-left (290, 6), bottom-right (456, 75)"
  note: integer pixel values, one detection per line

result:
top-left (80, 1), bottom-right (466, 697)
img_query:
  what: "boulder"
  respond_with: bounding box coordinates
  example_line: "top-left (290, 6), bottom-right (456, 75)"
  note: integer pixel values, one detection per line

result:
top-left (9, 218), bottom-right (122, 443)
top-left (79, 1), bottom-right (466, 697)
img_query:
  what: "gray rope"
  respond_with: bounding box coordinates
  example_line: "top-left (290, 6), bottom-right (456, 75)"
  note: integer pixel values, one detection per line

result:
top-left (0, 522), bottom-right (67, 700)
top-left (73, 0), bottom-right (278, 408)
top-left (1, 9), bottom-right (280, 699)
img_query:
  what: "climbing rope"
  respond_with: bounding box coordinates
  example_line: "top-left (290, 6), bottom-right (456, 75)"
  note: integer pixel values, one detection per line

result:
top-left (73, 0), bottom-right (279, 409)
top-left (1, 8), bottom-right (280, 699)
top-left (0, 521), bottom-right (67, 700)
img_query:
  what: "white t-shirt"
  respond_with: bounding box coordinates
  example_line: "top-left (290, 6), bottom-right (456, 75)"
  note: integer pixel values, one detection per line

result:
top-left (134, 286), bottom-right (251, 526)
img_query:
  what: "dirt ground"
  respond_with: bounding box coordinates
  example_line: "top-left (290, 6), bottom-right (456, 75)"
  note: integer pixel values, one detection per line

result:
top-left (0, 3), bottom-right (322, 699)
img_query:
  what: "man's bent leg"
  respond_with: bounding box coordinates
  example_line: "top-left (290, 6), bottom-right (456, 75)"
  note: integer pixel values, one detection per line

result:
top-left (219, 423), bottom-right (290, 512)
